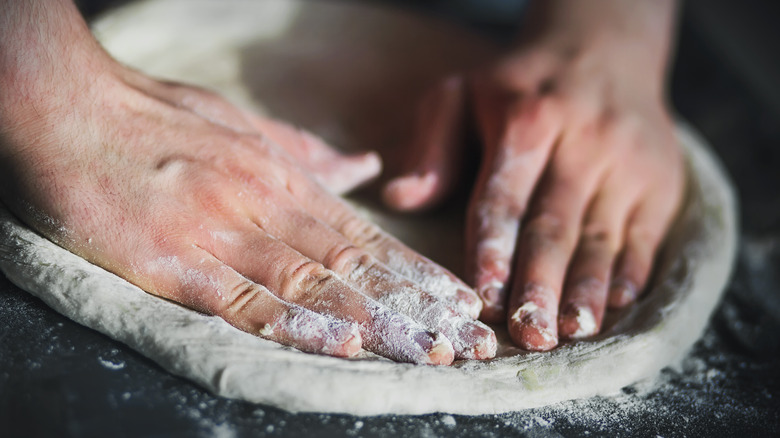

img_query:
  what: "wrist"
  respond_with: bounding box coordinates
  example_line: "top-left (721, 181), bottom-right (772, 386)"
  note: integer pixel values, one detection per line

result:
top-left (518, 0), bottom-right (676, 82)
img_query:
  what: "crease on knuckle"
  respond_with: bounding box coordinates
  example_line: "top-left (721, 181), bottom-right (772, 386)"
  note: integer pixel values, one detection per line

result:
top-left (280, 260), bottom-right (333, 304)
top-left (339, 215), bottom-right (384, 248)
top-left (523, 213), bottom-right (576, 249)
top-left (580, 222), bottom-right (621, 253)
top-left (221, 280), bottom-right (263, 320)
top-left (323, 245), bottom-right (372, 278)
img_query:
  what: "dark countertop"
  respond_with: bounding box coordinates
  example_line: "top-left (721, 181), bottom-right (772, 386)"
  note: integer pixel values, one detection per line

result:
top-left (2, 2), bottom-right (779, 437)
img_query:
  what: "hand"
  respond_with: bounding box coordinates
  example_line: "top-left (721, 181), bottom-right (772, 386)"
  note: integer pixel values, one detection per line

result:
top-left (383, 0), bottom-right (684, 350)
top-left (0, 1), bottom-right (495, 364)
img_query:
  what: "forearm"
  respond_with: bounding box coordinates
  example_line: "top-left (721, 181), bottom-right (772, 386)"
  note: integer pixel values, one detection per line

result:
top-left (0, 0), bottom-right (114, 156)
top-left (0, 0), bottom-right (108, 123)
top-left (521, 0), bottom-right (678, 82)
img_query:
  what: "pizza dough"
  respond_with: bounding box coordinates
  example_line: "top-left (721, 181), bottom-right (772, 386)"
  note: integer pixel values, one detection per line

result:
top-left (0, 0), bottom-right (737, 415)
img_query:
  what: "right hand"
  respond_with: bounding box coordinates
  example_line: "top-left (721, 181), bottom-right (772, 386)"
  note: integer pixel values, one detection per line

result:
top-left (0, 47), bottom-right (495, 365)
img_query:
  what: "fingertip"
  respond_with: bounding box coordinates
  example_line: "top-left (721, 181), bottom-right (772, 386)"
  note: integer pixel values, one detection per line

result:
top-left (417, 332), bottom-right (455, 366)
top-left (558, 305), bottom-right (598, 340)
top-left (322, 150), bottom-right (383, 195)
top-left (608, 278), bottom-right (639, 309)
top-left (476, 282), bottom-right (506, 323)
top-left (461, 321), bottom-right (498, 360)
top-left (513, 324), bottom-right (558, 352)
top-left (382, 172), bottom-right (439, 212)
top-left (331, 324), bottom-right (363, 358)
top-left (350, 150), bottom-right (383, 178)
top-left (508, 303), bottom-right (558, 351)
top-left (447, 318), bottom-right (498, 360)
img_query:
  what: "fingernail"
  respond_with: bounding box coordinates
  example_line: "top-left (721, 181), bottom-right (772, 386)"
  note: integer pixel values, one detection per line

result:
top-left (510, 302), bottom-right (558, 351)
top-left (609, 278), bottom-right (638, 308)
top-left (452, 320), bottom-right (497, 360)
top-left (353, 150), bottom-right (382, 174)
top-left (325, 323), bottom-right (363, 357)
top-left (477, 281), bottom-right (506, 322)
top-left (559, 305), bottom-right (597, 340)
top-left (414, 331), bottom-right (454, 365)
top-left (382, 172), bottom-right (437, 211)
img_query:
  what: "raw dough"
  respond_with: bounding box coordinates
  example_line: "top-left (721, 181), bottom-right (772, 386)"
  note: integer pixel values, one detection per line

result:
top-left (0, 0), bottom-right (737, 415)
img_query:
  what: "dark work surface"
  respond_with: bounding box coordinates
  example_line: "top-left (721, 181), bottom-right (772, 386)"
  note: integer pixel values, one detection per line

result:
top-left (2, 2), bottom-right (780, 437)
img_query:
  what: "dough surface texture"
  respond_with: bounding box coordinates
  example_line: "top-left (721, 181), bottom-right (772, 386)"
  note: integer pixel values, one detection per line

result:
top-left (0, 0), bottom-right (738, 415)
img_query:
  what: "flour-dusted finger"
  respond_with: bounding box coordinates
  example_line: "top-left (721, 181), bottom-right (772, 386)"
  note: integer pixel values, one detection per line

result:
top-left (251, 117), bottom-right (381, 195)
top-left (467, 94), bottom-right (561, 322)
top-left (383, 75), bottom-right (467, 211)
top-left (558, 174), bottom-right (639, 340)
top-left (141, 246), bottom-right (362, 357)
top-left (245, 201), bottom-right (496, 360)
top-left (284, 175), bottom-right (484, 319)
top-left (507, 155), bottom-right (604, 351)
top-left (609, 187), bottom-right (683, 308)
top-left (341, 259), bottom-right (496, 360)
top-left (201, 221), bottom-right (454, 365)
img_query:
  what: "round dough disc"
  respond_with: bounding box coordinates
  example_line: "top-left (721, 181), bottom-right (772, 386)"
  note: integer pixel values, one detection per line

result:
top-left (0, 0), bottom-right (737, 415)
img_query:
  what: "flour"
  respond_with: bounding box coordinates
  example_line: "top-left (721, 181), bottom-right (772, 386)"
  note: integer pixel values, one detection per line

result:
top-left (384, 248), bottom-right (482, 319)
top-left (570, 307), bottom-right (597, 339)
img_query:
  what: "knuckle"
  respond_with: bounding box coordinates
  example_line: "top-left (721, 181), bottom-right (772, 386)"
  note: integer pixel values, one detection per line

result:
top-left (596, 110), bottom-right (644, 147)
top-left (580, 222), bottom-right (621, 252)
top-left (221, 280), bottom-right (263, 318)
top-left (323, 245), bottom-right (372, 277)
top-left (339, 215), bottom-right (384, 248)
top-left (627, 224), bottom-right (662, 248)
top-left (475, 188), bottom-right (526, 221)
top-left (279, 260), bottom-right (333, 303)
top-left (512, 95), bottom-right (559, 125)
top-left (523, 213), bottom-right (575, 248)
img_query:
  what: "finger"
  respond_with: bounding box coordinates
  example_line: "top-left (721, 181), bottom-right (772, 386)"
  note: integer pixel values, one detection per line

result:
top-left (142, 246), bottom-right (363, 357)
top-left (202, 219), bottom-right (455, 365)
top-left (557, 174), bottom-right (639, 340)
top-left (466, 94), bottom-right (561, 322)
top-left (139, 78), bottom-right (381, 194)
top-left (382, 76), bottom-right (467, 211)
top-left (290, 177), bottom-right (484, 320)
top-left (244, 197), bottom-right (495, 360)
top-left (252, 117), bottom-right (381, 195)
top-left (609, 187), bottom-right (682, 308)
top-left (507, 156), bottom-right (605, 351)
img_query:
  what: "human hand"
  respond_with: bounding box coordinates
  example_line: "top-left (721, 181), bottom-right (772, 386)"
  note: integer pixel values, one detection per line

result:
top-left (0, 1), bottom-right (494, 364)
top-left (383, 0), bottom-right (684, 350)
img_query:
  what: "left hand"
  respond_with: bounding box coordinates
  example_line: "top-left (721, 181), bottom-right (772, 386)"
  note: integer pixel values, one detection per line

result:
top-left (383, 4), bottom-right (685, 350)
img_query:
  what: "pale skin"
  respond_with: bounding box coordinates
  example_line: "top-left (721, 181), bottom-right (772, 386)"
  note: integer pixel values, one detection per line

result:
top-left (384, 0), bottom-right (685, 350)
top-left (0, 0), bottom-right (684, 362)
